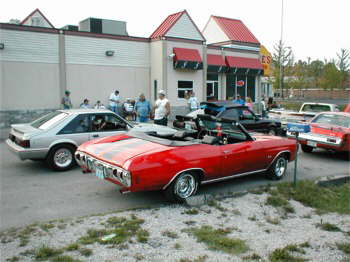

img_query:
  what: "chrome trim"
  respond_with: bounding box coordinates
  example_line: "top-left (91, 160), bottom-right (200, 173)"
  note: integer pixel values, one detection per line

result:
top-left (290, 132), bottom-right (342, 146)
top-left (162, 168), bottom-right (205, 190)
top-left (201, 169), bottom-right (266, 185)
top-left (266, 150), bottom-right (291, 170)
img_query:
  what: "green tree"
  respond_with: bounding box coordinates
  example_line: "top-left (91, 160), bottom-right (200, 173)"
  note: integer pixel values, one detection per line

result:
top-left (336, 48), bottom-right (350, 88)
top-left (320, 62), bottom-right (343, 90)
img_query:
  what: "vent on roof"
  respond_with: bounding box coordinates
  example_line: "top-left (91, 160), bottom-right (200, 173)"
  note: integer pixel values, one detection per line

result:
top-left (79, 18), bottom-right (128, 36)
top-left (61, 25), bottom-right (79, 31)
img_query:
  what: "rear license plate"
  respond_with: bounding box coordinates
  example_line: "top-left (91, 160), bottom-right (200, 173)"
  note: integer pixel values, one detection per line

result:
top-left (307, 141), bottom-right (317, 147)
top-left (95, 166), bottom-right (104, 179)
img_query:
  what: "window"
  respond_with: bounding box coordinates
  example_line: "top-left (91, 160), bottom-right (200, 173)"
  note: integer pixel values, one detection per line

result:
top-left (31, 111), bottom-right (68, 130)
top-left (58, 114), bottom-right (89, 134)
top-left (178, 81), bottom-right (193, 98)
top-left (91, 114), bottom-right (127, 132)
top-left (313, 114), bottom-right (350, 128)
top-left (220, 109), bottom-right (240, 120)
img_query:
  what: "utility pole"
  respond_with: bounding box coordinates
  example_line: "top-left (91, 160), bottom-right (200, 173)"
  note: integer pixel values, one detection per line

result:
top-left (279, 0), bottom-right (284, 99)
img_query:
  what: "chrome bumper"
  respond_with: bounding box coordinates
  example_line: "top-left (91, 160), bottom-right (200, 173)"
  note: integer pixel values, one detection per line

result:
top-left (287, 132), bottom-right (342, 147)
top-left (6, 139), bottom-right (48, 160)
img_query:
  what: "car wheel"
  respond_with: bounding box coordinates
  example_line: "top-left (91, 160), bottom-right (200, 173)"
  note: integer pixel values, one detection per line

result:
top-left (46, 144), bottom-right (76, 171)
top-left (301, 145), bottom-right (313, 153)
top-left (268, 127), bottom-right (277, 136)
top-left (165, 172), bottom-right (199, 203)
top-left (266, 154), bottom-right (288, 180)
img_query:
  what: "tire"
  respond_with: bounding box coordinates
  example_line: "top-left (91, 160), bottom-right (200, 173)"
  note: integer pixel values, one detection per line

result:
top-left (266, 154), bottom-right (288, 180)
top-left (164, 172), bottom-right (199, 203)
top-left (46, 144), bottom-right (76, 171)
top-left (268, 127), bottom-right (277, 136)
top-left (301, 145), bottom-right (313, 153)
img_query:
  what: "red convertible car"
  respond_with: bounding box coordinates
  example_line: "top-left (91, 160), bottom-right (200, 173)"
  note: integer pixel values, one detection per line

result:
top-left (288, 112), bottom-right (350, 154)
top-left (75, 115), bottom-right (297, 202)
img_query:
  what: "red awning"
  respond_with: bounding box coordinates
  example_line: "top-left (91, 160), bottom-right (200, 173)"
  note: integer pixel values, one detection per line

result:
top-left (173, 48), bottom-right (202, 62)
top-left (207, 54), bottom-right (226, 66)
top-left (225, 56), bottom-right (263, 70)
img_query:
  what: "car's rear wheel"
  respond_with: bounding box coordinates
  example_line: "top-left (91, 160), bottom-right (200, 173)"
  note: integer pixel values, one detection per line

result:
top-left (47, 144), bottom-right (76, 171)
top-left (266, 154), bottom-right (288, 180)
top-left (268, 127), bottom-right (277, 136)
top-left (301, 145), bottom-right (313, 153)
top-left (164, 172), bottom-right (199, 203)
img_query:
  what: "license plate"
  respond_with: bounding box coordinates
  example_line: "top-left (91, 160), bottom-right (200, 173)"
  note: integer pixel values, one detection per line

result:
top-left (95, 166), bottom-right (105, 179)
top-left (307, 141), bottom-right (317, 147)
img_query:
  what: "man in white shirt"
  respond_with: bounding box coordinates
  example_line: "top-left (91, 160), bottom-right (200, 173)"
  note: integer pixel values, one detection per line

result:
top-left (109, 90), bottom-right (120, 114)
top-left (154, 90), bottom-right (170, 126)
top-left (188, 92), bottom-right (200, 112)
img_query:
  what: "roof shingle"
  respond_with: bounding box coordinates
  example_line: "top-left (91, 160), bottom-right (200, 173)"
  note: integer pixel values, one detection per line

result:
top-left (150, 11), bottom-right (184, 39)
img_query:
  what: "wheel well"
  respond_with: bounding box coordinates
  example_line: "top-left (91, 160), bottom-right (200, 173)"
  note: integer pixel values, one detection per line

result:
top-left (47, 143), bottom-right (77, 157)
top-left (188, 169), bottom-right (205, 181)
top-left (163, 168), bottom-right (205, 190)
top-left (281, 152), bottom-right (291, 161)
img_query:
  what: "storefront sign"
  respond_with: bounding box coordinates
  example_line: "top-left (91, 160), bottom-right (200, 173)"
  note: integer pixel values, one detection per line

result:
top-left (260, 45), bottom-right (272, 77)
top-left (236, 80), bottom-right (245, 87)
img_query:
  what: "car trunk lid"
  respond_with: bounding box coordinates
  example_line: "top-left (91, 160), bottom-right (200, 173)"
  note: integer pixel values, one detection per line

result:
top-left (310, 123), bottom-right (348, 139)
top-left (10, 124), bottom-right (42, 140)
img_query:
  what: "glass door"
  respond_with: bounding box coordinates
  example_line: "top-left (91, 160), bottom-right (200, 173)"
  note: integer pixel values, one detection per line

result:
top-left (207, 81), bottom-right (218, 101)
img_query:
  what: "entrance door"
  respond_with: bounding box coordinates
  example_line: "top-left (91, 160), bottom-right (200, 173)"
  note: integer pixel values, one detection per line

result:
top-left (207, 81), bottom-right (218, 101)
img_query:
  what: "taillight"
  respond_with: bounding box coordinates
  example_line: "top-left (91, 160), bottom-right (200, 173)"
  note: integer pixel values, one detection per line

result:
top-left (18, 140), bottom-right (30, 148)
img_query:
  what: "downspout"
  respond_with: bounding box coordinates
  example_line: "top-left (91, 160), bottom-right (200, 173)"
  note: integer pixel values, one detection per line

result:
top-left (58, 30), bottom-right (67, 107)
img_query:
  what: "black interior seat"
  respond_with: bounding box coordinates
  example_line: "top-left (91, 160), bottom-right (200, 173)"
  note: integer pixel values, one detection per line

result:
top-left (202, 135), bottom-right (218, 145)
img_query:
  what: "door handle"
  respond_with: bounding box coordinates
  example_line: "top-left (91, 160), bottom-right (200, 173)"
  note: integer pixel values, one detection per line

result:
top-left (92, 134), bottom-right (99, 138)
top-left (223, 150), bottom-right (230, 154)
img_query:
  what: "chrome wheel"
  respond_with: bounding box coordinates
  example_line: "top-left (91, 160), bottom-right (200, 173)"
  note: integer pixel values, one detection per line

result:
top-left (274, 157), bottom-right (286, 177)
top-left (268, 129), bottom-right (277, 136)
top-left (174, 174), bottom-right (197, 199)
top-left (54, 148), bottom-right (73, 168)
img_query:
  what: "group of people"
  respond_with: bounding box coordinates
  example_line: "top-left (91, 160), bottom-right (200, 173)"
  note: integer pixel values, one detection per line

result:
top-left (61, 89), bottom-right (171, 126)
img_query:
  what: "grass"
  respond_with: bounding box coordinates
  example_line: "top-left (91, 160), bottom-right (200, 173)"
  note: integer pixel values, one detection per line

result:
top-left (51, 255), bottom-right (82, 262)
top-left (65, 243), bottom-right (79, 251)
top-left (270, 181), bottom-right (350, 214)
top-left (207, 200), bottom-right (228, 212)
top-left (185, 225), bottom-right (248, 255)
top-left (317, 222), bottom-right (342, 232)
top-left (242, 253), bottom-right (262, 261)
top-left (79, 248), bottom-right (93, 257)
top-left (34, 245), bottom-right (63, 261)
top-left (337, 243), bottom-right (350, 254)
top-left (174, 243), bottom-right (182, 249)
top-left (179, 256), bottom-right (208, 262)
top-left (78, 215), bottom-right (147, 245)
top-left (39, 223), bottom-right (55, 232)
top-left (5, 256), bottom-right (20, 262)
top-left (184, 208), bottom-right (199, 215)
top-left (269, 247), bottom-right (306, 262)
top-left (162, 230), bottom-right (179, 239)
top-left (266, 195), bottom-right (295, 214)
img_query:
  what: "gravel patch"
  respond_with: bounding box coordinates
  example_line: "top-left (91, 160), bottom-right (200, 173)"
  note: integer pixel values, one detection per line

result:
top-left (1, 192), bottom-right (349, 262)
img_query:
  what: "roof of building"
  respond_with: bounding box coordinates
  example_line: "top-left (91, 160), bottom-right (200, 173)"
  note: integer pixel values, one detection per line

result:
top-left (20, 8), bottom-right (55, 28)
top-left (150, 10), bottom-right (205, 40)
top-left (212, 16), bottom-right (259, 44)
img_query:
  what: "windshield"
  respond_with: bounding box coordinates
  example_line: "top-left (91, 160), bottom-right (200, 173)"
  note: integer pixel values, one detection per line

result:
top-left (312, 114), bottom-right (350, 128)
top-left (302, 104), bottom-right (331, 112)
top-left (31, 111), bottom-right (68, 130)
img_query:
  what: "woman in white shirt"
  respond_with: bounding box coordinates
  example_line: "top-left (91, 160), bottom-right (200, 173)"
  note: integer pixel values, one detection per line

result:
top-left (154, 90), bottom-right (170, 126)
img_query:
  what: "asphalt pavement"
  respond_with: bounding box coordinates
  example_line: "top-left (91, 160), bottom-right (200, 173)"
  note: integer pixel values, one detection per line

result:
top-left (0, 142), bottom-right (349, 230)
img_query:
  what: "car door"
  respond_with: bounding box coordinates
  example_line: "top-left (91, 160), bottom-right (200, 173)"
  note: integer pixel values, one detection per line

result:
top-left (57, 114), bottom-right (90, 146)
top-left (89, 113), bottom-right (129, 140)
top-left (240, 109), bottom-right (265, 132)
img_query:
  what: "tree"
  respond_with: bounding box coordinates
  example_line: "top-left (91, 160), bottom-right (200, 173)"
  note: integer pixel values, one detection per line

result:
top-left (320, 62), bottom-right (343, 90)
top-left (336, 48), bottom-right (350, 88)
top-left (272, 40), bottom-right (293, 98)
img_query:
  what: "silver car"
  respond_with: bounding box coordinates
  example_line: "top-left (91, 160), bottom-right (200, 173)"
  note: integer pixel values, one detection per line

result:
top-left (6, 109), bottom-right (176, 171)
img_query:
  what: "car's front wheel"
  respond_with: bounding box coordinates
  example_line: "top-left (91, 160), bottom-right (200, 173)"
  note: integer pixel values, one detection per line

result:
top-left (164, 172), bottom-right (199, 202)
top-left (47, 144), bottom-right (76, 171)
top-left (266, 154), bottom-right (288, 180)
top-left (301, 145), bottom-right (313, 153)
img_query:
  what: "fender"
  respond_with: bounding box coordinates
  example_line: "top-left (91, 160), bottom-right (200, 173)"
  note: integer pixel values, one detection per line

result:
top-left (162, 168), bottom-right (205, 190)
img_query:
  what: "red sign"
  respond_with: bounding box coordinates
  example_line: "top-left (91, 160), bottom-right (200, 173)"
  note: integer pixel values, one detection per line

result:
top-left (236, 80), bottom-right (245, 87)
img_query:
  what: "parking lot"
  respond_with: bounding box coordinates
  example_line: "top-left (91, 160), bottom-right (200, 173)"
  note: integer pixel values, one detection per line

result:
top-left (0, 141), bottom-right (349, 231)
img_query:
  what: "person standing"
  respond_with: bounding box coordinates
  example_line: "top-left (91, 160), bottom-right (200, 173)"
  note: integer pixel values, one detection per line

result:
top-left (123, 98), bottom-right (134, 121)
top-left (154, 90), bottom-right (170, 126)
top-left (61, 90), bottom-right (72, 109)
top-left (109, 90), bottom-right (120, 114)
top-left (188, 92), bottom-right (200, 112)
top-left (135, 94), bottom-right (151, 123)
top-left (94, 100), bottom-right (106, 109)
top-left (245, 97), bottom-right (254, 110)
top-left (233, 94), bottom-right (245, 105)
top-left (80, 99), bottom-right (91, 109)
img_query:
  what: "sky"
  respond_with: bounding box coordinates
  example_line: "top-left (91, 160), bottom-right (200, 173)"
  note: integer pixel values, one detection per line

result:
top-left (2, 0), bottom-right (349, 61)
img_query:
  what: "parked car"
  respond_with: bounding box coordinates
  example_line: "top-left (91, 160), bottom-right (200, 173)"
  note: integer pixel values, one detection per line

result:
top-left (76, 114), bottom-right (297, 202)
top-left (287, 112), bottom-right (350, 155)
top-left (269, 102), bottom-right (340, 134)
top-left (173, 101), bottom-right (282, 135)
top-left (6, 109), bottom-right (176, 171)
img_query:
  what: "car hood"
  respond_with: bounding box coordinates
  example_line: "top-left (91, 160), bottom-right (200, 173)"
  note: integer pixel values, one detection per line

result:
top-left (131, 123), bottom-right (176, 136)
top-left (10, 123), bottom-right (42, 139)
top-left (80, 136), bottom-right (169, 167)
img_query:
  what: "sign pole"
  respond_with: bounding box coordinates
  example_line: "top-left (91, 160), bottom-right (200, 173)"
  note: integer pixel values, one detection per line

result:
top-left (293, 132), bottom-right (299, 187)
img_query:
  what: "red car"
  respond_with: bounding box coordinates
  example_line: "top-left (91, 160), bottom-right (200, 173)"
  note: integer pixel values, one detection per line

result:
top-left (75, 115), bottom-right (297, 202)
top-left (292, 112), bottom-right (350, 154)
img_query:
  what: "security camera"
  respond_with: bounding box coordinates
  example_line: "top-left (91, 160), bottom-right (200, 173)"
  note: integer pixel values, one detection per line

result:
top-left (168, 53), bottom-right (175, 58)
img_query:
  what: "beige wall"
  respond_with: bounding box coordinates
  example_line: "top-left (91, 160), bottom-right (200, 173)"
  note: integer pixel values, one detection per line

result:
top-left (66, 64), bottom-right (150, 107)
top-left (224, 49), bottom-right (260, 59)
top-left (1, 61), bottom-right (60, 110)
top-left (165, 41), bottom-right (205, 106)
top-left (202, 17), bottom-right (229, 45)
top-left (150, 41), bottom-right (164, 101)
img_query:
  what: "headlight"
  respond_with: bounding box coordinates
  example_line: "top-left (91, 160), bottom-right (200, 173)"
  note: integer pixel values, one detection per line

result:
top-left (112, 167), bottom-right (131, 187)
top-left (103, 166), bottom-right (113, 178)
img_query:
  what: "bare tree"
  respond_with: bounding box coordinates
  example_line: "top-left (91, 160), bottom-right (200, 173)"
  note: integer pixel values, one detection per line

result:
top-left (337, 49), bottom-right (350, 88)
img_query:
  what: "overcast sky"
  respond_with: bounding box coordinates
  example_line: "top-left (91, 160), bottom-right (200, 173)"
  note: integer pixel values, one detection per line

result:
top-left (2, 0), bottom-right (349, 61)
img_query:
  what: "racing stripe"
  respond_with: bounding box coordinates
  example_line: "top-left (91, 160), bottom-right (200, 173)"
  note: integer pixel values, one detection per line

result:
top-left (87, 138), bottom-right (139, 155)
top-left (101, 140), bottom-right (150, 160)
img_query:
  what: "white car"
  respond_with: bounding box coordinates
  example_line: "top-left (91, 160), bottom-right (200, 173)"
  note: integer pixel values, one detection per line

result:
top-left (6, 109), bottom-right (176, 171)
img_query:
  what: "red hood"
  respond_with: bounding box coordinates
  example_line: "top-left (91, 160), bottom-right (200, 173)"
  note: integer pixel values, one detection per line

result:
top-left (310, 123), bottom-right (350, 138)
top-left (78, 135), bottom-right (169, 167)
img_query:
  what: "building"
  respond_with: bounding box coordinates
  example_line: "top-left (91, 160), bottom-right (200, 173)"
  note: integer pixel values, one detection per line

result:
top-left (0, 9), bottom-right (267, 128)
